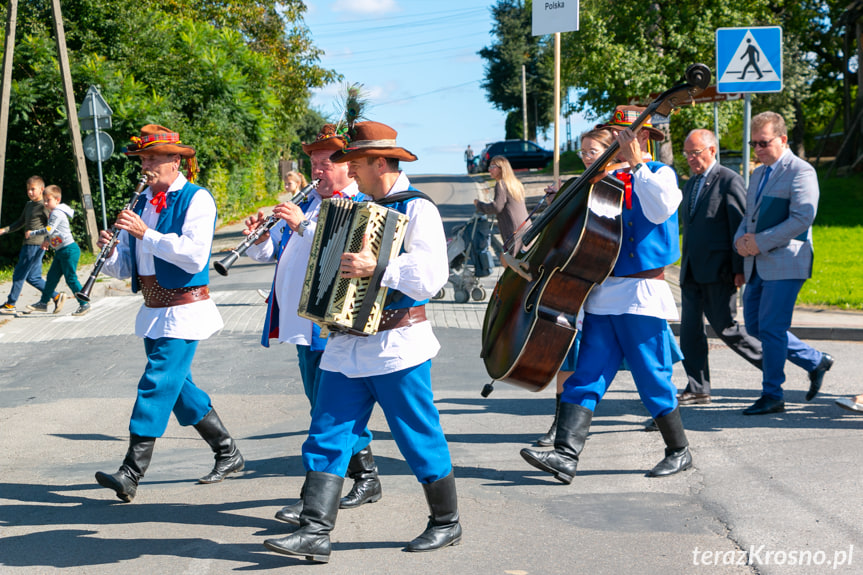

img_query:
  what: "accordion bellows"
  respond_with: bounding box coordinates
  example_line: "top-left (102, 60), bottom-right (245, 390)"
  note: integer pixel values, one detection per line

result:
top-left (299, 198), bottom-right (409, 336)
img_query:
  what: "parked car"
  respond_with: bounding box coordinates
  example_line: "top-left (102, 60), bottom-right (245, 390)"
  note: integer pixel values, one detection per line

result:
top-left (478, 140), bottom-right (553, 172)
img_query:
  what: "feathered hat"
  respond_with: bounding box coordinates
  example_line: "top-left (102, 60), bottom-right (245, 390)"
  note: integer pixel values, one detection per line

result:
top-left (302, 83), bottom-right (368, 155)
top-left (124, 124), bottom-right (199, 182)
top-left (597, 105), bottom-right (665, 141)
top-left (331, 121), bottom-right (418, 163)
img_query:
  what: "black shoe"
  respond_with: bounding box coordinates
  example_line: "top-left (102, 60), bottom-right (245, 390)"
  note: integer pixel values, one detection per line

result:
top-left (647, 408), bottom-right (693, 477)
top-left (806, 353), bottom-right (834, 401)
top-left (405, 471), bottom-right (462, 552)
top-left (339, 446), bottom-right (382, 509)
top-left (264, 471), bottom-right (344, 563)
top-left (643, 419), bottom-right (659, 432)
top-left (95, 435), bottom-right (155, 502)
top-left (535, 393), bottom-right (562, 446)
top-left (194, 409), bottom-right (244, 483)
top-left (742, 395), bottom-right (785, 415)
top-left (521, 402), bottom-right (592, 484)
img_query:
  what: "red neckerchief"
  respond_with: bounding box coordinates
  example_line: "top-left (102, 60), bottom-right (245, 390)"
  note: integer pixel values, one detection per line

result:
top-left (150, 190), bottom-right (167, 213)
top-left (616, 171), bottom-right (633, 210)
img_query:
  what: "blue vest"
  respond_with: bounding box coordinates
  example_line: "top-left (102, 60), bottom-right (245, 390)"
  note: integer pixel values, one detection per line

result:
top-left (129, 181), bottom-right (214, 293)
top-left (612, 162), bottom-right (681, 277)
top-left (381, 187), bottom-right (429, 311)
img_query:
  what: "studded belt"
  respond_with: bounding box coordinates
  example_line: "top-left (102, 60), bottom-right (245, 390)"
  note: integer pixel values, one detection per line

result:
top-left (138, 275), bottom-right (210, 308)
top-left (377, 305), bottom-right (427, 332)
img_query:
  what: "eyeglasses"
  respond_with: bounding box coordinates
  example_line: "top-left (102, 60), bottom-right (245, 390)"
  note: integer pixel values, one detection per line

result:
top-left (683, 147), bottom-right (707, 159)
top-left (748, 136), bottom-right (779, 148)
top-left (577, 149), bottom-right (601, 159)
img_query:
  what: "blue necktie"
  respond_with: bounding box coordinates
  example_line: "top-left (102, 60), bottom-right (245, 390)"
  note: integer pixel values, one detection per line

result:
top-left (688, 174), bottom-right (704, 215)
top-left (754, 166), bottom-right (772, 203)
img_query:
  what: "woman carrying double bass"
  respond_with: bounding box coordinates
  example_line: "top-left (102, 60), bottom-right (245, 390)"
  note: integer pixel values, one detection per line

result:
top-left (520, 105), bottom-right (692, 483)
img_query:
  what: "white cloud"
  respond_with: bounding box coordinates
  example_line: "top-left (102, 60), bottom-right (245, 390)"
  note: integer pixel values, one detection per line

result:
top-left (331, 0), bottom-right (400, 15)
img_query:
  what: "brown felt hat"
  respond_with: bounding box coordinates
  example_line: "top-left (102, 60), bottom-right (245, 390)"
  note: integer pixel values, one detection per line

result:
top-left (597, 105), bottom-right (665, 141)
top-left (123, 124), bottom-right (197, 157)
top-left (330, 121), bottom-right (417, 163)
top-left (301, 124), bottom-right (348, 155)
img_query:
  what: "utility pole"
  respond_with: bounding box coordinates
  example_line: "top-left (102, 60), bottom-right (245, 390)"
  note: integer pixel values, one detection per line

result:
top-left (0, 0), bottom-right (18, 220)
top-left (522, 64), bottom-right (528, 140)
top-left (50, 0), bottom-right (99, 251)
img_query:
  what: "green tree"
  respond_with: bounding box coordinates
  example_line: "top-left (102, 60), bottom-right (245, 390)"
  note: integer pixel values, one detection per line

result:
top-left (479, 0), bottom-right (553, 142)
top-left (0, 0), bottom-right (335, 263)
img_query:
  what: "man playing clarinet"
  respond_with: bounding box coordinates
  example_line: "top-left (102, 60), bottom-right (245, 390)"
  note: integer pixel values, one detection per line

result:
top-left (93, 124), bottom-right (244, 502)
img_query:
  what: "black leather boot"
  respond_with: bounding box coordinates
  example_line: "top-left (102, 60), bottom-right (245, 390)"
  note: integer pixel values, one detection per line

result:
top-left (194, 408), bottom-right (245, 483)
top-left (95, 435), bottom-right (155, 502)
top-left (275, 479), bottom-right (306, 525)
top-left (405, 471), bottom-right (462, 552)
top-left (648, 407), bottom-right (693, 477)
top-left (339, 446), bottom-right (382, 509)
top-left (535, 393), bottom-right (562, 446)
top-left (264, 471), bottom-right (344, 563)
top-left (520, 402), bottom-right (592, 484)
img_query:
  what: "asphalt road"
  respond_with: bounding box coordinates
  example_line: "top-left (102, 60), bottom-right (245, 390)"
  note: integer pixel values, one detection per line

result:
top-left (1, 173), bottom-right (861, 575)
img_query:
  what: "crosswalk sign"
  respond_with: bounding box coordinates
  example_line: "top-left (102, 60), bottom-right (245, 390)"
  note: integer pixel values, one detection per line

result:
top-left (716, 27), bottom-right (782, 93)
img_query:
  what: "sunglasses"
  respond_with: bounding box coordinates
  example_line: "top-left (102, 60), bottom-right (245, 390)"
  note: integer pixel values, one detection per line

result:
top-left (748, 136), bottom-right (779, 148)
top-left (577, 149), bottom-right (602, 159)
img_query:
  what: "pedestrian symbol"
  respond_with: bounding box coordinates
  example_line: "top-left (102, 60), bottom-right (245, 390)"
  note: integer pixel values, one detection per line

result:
top-left (716, 27), bottom-right (782, 93)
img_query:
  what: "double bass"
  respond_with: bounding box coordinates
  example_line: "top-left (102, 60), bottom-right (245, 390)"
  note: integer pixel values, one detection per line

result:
top-left (480, 64), bottom-right (710, 393)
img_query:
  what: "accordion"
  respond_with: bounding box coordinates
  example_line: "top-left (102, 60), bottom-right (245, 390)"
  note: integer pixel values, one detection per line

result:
top-left (298, 198), bottom-right (409, 336)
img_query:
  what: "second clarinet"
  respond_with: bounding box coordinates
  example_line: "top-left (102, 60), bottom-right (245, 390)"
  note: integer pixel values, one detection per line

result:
top-left (214, 178), bottom-right (320, 276)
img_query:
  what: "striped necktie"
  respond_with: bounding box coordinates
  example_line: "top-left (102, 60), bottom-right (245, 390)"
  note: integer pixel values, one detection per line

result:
top-left (688, 174), bottom-right (704, 215)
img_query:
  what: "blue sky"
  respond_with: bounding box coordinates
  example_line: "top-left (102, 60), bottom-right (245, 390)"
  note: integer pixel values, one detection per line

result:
top-left (303, 1), bottom-right (592, 175)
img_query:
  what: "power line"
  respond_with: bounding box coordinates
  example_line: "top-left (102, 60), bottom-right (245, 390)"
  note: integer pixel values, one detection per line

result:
top-left (377, 80), bottom-right (480, 106)
top-left (310, 6), bottom-right (487, 32)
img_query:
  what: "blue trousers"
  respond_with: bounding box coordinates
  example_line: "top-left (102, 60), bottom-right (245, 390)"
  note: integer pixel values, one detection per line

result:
top-left (296, 345), bottom-right (372, 456)
top-left (6, 244), bottom-right (52, 305)
top-left (302, 361), bottom-right (452, 484)
top-left (129, 337), bottom-right (213, 437)
top-left (742, 269), bottom-right (822, 400)
top-left (563, 313), bottom-right (678, 418)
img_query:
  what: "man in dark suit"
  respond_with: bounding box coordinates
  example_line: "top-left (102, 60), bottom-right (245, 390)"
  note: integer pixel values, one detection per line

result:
top-left (734, 112), bottom-right (833, 415)
top-left (678, 129), bottom-right (763, 404)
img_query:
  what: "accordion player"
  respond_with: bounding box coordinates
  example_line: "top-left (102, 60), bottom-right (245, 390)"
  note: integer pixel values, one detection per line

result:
top-left (298, 197), bottom-right (409, 336)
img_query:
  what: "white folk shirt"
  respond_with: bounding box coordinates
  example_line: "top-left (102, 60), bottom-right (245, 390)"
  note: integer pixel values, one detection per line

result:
top-left (245, 182), bottom-right (360, 345)
top-left (320, 172), bottom-right (449, 378)
top-left (102, 173), bottom-right (224, 340)
top-left (584, 164), bottom-right (682, 321)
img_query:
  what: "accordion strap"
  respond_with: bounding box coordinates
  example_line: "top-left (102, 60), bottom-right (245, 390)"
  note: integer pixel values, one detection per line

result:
top-left (375, 190), bottom-right (435, 206)
top-left (351, 209), bottom-right (401, 332)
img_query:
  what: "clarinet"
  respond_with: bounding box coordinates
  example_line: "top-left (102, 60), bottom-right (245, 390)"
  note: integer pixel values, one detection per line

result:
top-left (76, 171), bottom-right (155, 302)
top-left (213, 178), bottom-right (320, 276)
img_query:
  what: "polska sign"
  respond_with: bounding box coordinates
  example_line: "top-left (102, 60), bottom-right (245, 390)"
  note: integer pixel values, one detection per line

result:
top-left (628, 85), bottom-right (741, 107)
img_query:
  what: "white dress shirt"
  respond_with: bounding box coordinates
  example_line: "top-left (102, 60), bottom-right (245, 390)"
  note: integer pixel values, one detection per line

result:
top-left (584, 164), bottom-right (681, 321)
top-left (102, 173), bottom-right (223, 340)
top-left (320, 172), bottom-right (449, 378)
top-left (245, 182), bottom-right (360, 346)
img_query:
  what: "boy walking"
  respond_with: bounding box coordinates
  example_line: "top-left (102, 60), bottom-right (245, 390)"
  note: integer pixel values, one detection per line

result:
top-left (24, 185), bottom-right (89, 316)
top-left (0, 176), bottom-right (60, 313)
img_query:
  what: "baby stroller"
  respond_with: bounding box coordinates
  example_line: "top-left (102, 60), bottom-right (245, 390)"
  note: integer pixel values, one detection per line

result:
top-left (433, 213), bottom-right (496, 303)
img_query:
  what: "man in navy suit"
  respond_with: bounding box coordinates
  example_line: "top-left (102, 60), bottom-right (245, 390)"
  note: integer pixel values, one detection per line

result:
top-left (678, 129), bottom-right (762, 405)
top-left (734, 112), bottom-right (833, 415)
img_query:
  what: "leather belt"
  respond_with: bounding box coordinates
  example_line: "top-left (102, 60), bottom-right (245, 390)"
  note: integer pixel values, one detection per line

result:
top-left (377, 305), bottom-right (427, 332)
top-left (138, 275), bottom-right (210, 308)
top-left (613, 267), bottom-right (665, 280)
